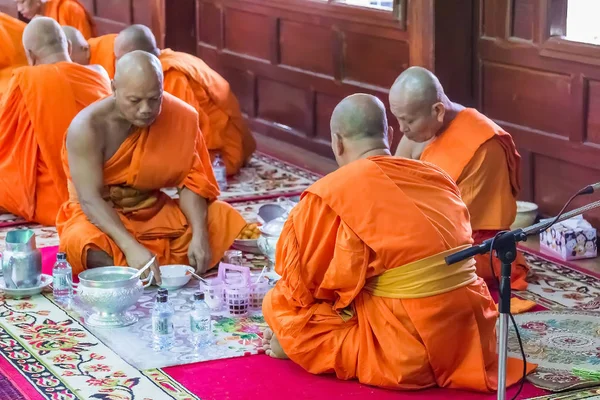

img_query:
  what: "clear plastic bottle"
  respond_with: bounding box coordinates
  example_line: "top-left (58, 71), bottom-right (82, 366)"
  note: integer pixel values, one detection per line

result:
top-left (189, 292), bottom-right (212, 349)
top-left (151, 294), bottom-right (175, 351)
top-left (52, 252), bottom-right (72, 304)
top-left (212, 153), bottom-right (227, 191)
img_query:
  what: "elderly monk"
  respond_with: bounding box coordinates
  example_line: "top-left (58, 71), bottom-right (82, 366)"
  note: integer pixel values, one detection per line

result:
top-left (56, 51), bottom-right (246, 282)
top-left (262, 93), bottom-right (534, 390)
top-left (0, 12), bottom-right (27, 97)
top-left (62, 25), bottom-right (116, 78)
top-left (113, 24), bottom-right (255, 175)
top-left (0, 17), bottom-right (110, 226)
top-left (389, 67), bottom-right (528, 291)
top-left (15, 0), bottom-right (95, 39)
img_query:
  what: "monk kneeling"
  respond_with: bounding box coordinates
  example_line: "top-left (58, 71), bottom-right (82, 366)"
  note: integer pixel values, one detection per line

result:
top-left (0, 17), bottom-right (110, 225)
top-left (56, 51), bottom-right (246, 282)
top-left (389, 67), bottom-right (529, 290)
top-left (262, 94), bottom-right (534, 390)
top-left (113, 25), bottom-right (256, 176)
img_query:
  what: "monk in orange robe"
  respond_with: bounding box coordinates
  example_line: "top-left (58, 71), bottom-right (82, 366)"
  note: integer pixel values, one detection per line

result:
top-left (16, 0), bottom-right (95, 39)
top-left (0, 17), bottom-right (110, 226)
top-left (113, 25), bottom-right (256, 175)
top-left (62, 26), bottom-right (116, 78)
top-left (389, 67), bottom-right (528, 291)
top-left (56, 51), bottom-right (246, 282)
top-left (262, 94), bottom-right (534, 390)
top-left (0, 12), bottom-right (27, 97)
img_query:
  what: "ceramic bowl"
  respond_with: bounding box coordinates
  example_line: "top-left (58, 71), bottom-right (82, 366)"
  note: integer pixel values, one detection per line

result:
top-left (511, 201), bottom-right (539, 229)
top-left (159, 265), bottom-right (194, 290)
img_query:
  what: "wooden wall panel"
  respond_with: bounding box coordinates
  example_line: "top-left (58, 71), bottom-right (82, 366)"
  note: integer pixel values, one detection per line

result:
top-left (197, 2), bottom-right (221, 48)
top-left (476, 0), bottom-right (600, 225)
top-left (279, 20), bottom-right (334, 76)
top-left (482, 63), bottom-right (572, 137)
top-left (512, 0), bottom-right (535, 40)
top-left (343, 33), bottom-right (409, 88)
top-left (224, 10), bottom-right (271, 60)
top-left (534, 155), bottom-right (600, 225)
top-left (96, 0), bottom-right (131, 24)
top-left (315, 93), bottom-right (342, 141)
top-left (586, 80), bottom-right (600, 145)
top-left (257, 78), bottom-right (312, 134)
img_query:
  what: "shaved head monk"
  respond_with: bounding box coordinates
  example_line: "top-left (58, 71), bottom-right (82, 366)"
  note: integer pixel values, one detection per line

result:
top-left (15, 0), bottom-right (95, 39)
top-left (262, 93), bottom-right (534, 390)
top-left (389, 67), bottom-right (528, 291)
top-left (0, 12), bottom-right (27, 97)
top-left (114, 24), bottom-right (256, 176)
top-left (62, 25), bottom-right (117, 78)
top-left (56, 51), bottom-right (246, 283)
top-left (0, 17), bottom-right (110, 225)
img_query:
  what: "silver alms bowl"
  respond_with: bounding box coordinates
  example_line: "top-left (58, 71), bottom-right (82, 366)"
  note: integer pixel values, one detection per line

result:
top-left (75, 267), bottom-right (153, 328)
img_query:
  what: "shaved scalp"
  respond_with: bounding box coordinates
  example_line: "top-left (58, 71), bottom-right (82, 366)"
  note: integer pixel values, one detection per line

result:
top-left (114, 24), bottom-right (159, 59)
top-left (22, 17), bottom-right (68, 58)
top-left (330, 93), bottom-right (388, 140)
top-left (389, 66), bottom-right (444, 110)
top-left (114, 50), bottom-right (163, 88)
top-left (62, 25), bottom-right (87, 48)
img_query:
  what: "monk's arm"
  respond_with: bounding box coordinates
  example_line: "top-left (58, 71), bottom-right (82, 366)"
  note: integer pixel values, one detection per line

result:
top-left (66, 124), bottom-right (139, 252)
top-left (178, 187), bottom-right (209, 240)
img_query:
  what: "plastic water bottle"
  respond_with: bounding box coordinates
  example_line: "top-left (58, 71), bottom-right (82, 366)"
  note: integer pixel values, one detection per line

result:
top-left (52, 252), bottom-right (72, 304)
top-left (212, 153), bottom-right (227, 190)
top-left (151, 294), bottom-right (174, 351)
top-left (189, 292), bottom-right (212, 349)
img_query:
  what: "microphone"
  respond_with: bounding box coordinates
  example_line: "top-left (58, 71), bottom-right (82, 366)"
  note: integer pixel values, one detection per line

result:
top-left (580, 182), bottom-right (600, 195)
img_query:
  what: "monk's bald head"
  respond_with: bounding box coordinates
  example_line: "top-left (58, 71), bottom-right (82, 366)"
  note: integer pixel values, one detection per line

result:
top-left (22, 17), bottom-right (70, 66)
top-left (62, 26), bottom-right (90, 65)
top-left (114, 24), bottom-right (159, 60)
top-left (113, 51), bottom-right (163, 127)
top-left (330, 94), bottom-right (392, 166)
top-left (389, 67), bottom-right (447, 142)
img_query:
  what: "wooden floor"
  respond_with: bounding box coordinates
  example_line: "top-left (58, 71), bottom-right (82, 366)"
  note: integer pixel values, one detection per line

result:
top-left (256, 133), bottom-right (600, 277)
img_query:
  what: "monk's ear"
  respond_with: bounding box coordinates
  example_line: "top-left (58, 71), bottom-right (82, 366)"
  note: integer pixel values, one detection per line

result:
top-left (333, 132), bottom-right (344, 156)
top-left (433, 102), bottom-right (445, 123)
top-left (66, 40), bottom-right (72, 57)
top-left (386, 126), bottom-right (394, 147)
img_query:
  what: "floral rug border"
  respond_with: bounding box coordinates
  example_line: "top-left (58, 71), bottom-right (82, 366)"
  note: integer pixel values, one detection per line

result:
top-left (528, 386), bottom-right (600, 399)
top-left (0, 293), bottom-right (199, 400)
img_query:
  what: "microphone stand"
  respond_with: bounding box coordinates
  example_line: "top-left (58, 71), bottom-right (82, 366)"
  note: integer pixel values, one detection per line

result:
top-left (445, 199), bottom-right (600, 400)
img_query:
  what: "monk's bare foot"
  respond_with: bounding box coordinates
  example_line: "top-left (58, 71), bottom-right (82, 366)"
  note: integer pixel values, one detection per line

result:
top-left (262, 328), bottom-right (288, 359)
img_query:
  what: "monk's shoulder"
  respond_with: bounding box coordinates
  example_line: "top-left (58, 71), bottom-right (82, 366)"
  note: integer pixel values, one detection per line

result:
top-left (66, 101), bottom-right (107, 148)
top-left (161, 92), bottom-right (199, 118)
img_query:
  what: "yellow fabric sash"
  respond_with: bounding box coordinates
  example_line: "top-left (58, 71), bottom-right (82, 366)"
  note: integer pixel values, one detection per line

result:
top-left (363, 245), bottom-right (478, 299)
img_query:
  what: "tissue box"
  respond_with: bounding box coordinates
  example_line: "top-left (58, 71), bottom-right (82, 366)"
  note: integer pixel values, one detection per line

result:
top-left (540, 216), bottom-right (597, 260)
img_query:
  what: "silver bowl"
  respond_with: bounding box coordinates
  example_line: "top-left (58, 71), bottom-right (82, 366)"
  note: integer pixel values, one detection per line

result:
top-left (74, 267), bottom-right (153, 328)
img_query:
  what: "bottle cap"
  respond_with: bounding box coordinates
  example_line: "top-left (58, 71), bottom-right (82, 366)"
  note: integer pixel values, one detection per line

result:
top-left (194, 292), bottom-right (205, 301)
top-left (156, 294), bottom-right (167, 303)
top-left (56, 252), bottom-right (67, 261)
top-left (158, 288), bottom-right (168, 296)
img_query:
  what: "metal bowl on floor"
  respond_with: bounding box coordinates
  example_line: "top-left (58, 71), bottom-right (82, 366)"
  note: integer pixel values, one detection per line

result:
top-left (75, 267), bottom-right (153, 328)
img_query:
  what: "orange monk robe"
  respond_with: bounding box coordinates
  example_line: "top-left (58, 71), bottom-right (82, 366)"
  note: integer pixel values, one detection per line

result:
top-left (56, 93), bottom-right (247, 275)
top-left (159, 49), bottom-right (256, 175)
top-left (0, 62), bottom-right (111, 226)
top-left (43, 0), bottom-right (95, 39)
top-left (0, 13), bottom-right (27, 98)
top-left (419, 108), bottom-right (529, 290)
top-left (88, 34), bottom-right (116, 79)
top-left (263, 156), bottom-right (535, 390)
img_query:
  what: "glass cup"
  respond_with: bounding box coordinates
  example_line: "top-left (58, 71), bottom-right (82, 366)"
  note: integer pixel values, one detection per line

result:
top-left (224, 250), bottom-right (243, 266)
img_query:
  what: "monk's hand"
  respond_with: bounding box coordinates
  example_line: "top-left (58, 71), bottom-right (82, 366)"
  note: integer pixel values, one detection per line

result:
top-left (125, 244), bottom-right (162, 285)
top-left (188, 235), bottom-right (212, 275)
